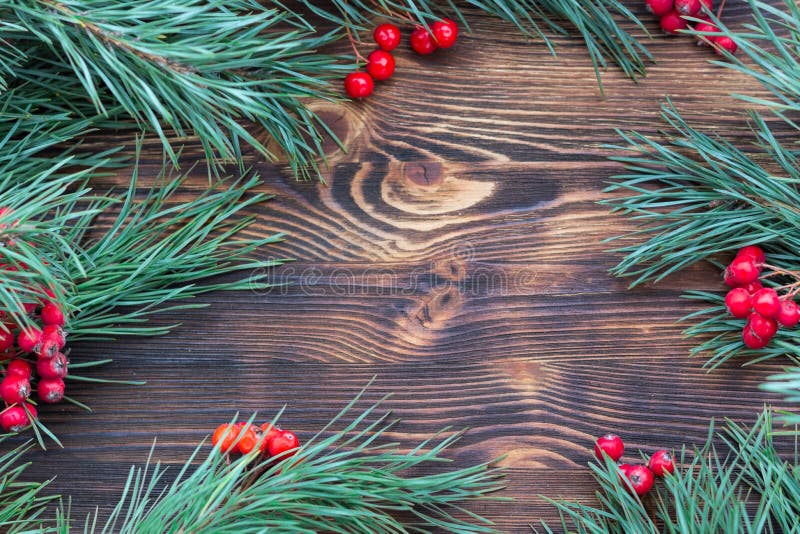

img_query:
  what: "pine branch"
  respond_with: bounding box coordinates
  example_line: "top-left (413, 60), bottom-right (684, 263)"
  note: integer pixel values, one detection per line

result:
top-left (538, 408), bottom-right (800, 533)
top-left (300, 0), bottom-right (652, 89)
top-left (5, 0), bottom-right (349, 179)
top-left (0, 437), bottom-right (55, 533)
top-left (55, 387), bottom-right (505, 533)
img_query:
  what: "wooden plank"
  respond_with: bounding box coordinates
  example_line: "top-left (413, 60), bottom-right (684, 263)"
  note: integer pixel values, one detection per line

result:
top-left (15, 4), bottom-right (794, 531)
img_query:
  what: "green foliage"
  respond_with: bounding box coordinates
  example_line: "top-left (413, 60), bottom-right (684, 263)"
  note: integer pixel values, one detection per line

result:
top-left (537, 408), bottom-right (800, 533)
top-left (301, 0), bottom-right (651, 90)
top-left (30, 387), bottom-right (504, 532)
top-left (0, 437), bottom-right (55, 533)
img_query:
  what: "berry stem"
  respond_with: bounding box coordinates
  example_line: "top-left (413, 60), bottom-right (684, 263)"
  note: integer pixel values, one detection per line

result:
top-left (716, 0), bottom-right (727, 18)
top-left (344, 23), bottom-right (368, 63)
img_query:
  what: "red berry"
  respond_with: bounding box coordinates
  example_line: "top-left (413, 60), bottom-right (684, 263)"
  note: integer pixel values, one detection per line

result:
top-left (410, 26), bottom-right (437, 55)
top-left (22, 302), bottom-right (37, 314)
top-left (624, 465), bottom-right (655, 496)
top-left (694, 18), bottom-right (719, 45)
top-left (747, 312), bottom-right (778, 340)
top-left (432, 18), bottom-right (458, 48)
top-left (725, 288), bottom-right (752, 319)
top-left (366, 49), bottom-right (395, 81)
top-left (736, 245), bottom-right (765, 265)
top-left (268, 430), bottom-right (300, 458)
top-left (37, 352), bottom-right (68, 379)
top-left (742, 280), bottom-right (764, 295)
top-left (36, 337), bottom-right (59, 359)
top-left (373, 23), bottom-right (401, 51)
top-left (42, 325), bottom-right (66, 350)
top-left (752, 288), bottom-right (780, 318)
top-left (675, 0), bottom-right (701, 15)
top-left (40, 302), bottom-right (65, 326)
top-left (259, 422), bottom-right (282, 453)
top-left (236, 424), bottom-right (260, 454)
top-left (344, 72), bottom-right (374, 99)
top-left (660, 11), bottom-right (688, 34)
top-left (6, 359), bottom-right (31, 379)
top-left (0, 329), bottom-right (13, 352)
top-left (777, 300), bottom-right (800, 328)
top-left (648, 449), bottom-right (676, 477)
top-left (743, 325), bottom-right (769, 349)
top-left (212, 423), bottom-right (239, 453)
top-left (0, 376), bottom-right (30, 404)
top-left (646, 0), bottom-right (674, 16)
top-left (727, 258), bottom-right (759, 285)
top-left (713, 36), bottom-right (737, 55)
top-left (16, 327), bottom-right (42, 353)
top-left (724, 268), bottom-right (737, 287)
top-left (37, 378), bottom-right (65, 404)
top-left (594, 434), bottom-right (624, 462)
top-left (1, 405), bottom-right (30, 432)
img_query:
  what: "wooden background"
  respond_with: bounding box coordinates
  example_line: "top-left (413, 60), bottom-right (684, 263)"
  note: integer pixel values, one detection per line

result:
top-left (17, 2), bottom-right (796, 531)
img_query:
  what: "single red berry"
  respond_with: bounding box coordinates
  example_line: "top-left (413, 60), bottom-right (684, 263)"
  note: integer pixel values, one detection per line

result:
top-left (742, 280), bottom-right (764, 295)
top-left (727, 258), bottom-right (759, 285)
top-left (37, 378), bottom-right (65, 404)
top-left (259, 422), bottom-right (282, 453)
top-left (0, 329), bottom-right (13, 352)
top-left (713, 36), bottom-right (737, 55)
top-left (432, 18), bottom-right (458, 48)
top-left (648, 449), bottom-right (676, 477)
top-left (736, 245), bottom-right (766, 266)
top-left (268, 430), bottom-right (300, 458)
top-left (660, 11), bottom-right (688, 34)
top-left (725, 288), bottom-right (752, 319)
top-left (646, 0), bottom-right (674, 16)
top-left (373, 23), bottom-right (401, 51)
top-left (674, 0), bottom-right (701, 15)
top-left (594, 434), bottom-right (624, 462)
top-left (0, 405), bottom-right (29, 432)
top-left (777, 300), bottom-right (800, 328)
top-left (6, 359), bottom-right (31, 379)
top-left (212, 423), bottom-right (239, 453)
top-left (752, 288), bottom-right (780, 318)
top-left (410, 26), bottom-right (438, 55)
top-left (42, 325), bottom-right (66, 350)
top-left (37, 338), bottom-right (59, 359)
top-left (37, 352), bottom-right (68, 379)
top-left (0, 376), bottom-right (30, 404)
top-left (743, 325), bottom-right (769, 349)
top-left (747, 312), bottom-right (778, 341)
top-left (624, 464), bottom-right (655, 496)
top-left (366, 49), bottom-right (396, 81)
top-left (236, 424), bottom-right (260, 454)
top-left (694, 18), bottom-right (719, 45)
top-left (16, 327), bottom-right (42, 353)
top-left (40, 302), bottom-right (65, 326)
top-left (344, 72), bottom-right (374, 99)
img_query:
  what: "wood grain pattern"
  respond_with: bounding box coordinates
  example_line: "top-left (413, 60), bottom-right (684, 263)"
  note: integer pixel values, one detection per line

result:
top-left (12, 4), bottom-right (797, 532)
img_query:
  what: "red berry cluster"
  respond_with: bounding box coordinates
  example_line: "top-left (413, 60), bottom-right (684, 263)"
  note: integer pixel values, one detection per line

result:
top-left (344, 19), bottom-right (459, 99)
top-left (212, 421), bottom-right (300, 459)
top-left (723, 245), bottom-right (799, 349)
top-left (594, 434), bottom-right (675, 496)
top-left (0, 218), bottom-right (70, 432)
top-left (645, 0), bottom-right (736, 55)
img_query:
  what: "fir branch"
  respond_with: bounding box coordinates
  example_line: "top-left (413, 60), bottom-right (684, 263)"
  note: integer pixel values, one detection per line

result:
top-left (57, 387), bottom-right (505, 533)
top-left (538, 408), bottom-right (800, 533)
top-left (300, 0), bottom-right (652, 89)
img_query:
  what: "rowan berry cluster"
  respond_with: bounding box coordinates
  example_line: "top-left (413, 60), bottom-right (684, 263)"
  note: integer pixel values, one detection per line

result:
top-left (1, 211), bottom-right (70, 433)
top-left (646, 0), bottom-right (736, 55)
top-left (212, 421), bottom-right (300, 459)
top-left (594, 434), bottom-right (675, 496)
top-left (344, 19), bottom-right (459, 99)
top-left (723, 245), bottom-right (800, 349)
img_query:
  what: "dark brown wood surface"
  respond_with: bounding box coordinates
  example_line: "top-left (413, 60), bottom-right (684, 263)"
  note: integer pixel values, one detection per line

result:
top-left (16, 3), bottom-right (795, 532)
